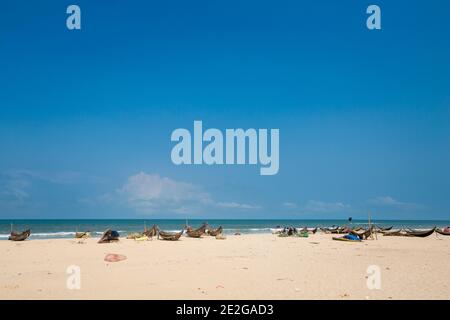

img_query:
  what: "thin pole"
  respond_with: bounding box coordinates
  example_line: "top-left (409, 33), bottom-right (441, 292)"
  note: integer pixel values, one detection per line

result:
top-left (368, 211), bottom-right (373, 240)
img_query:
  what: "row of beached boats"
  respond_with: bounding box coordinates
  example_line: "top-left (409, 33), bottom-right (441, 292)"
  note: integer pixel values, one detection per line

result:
top-left (271, 225), bottom-right (450, 240)
top-left (6, 223), bottom-right (223, 242)
top-left (6, 224), bottom-right (450, 242)
top-left (93, 222), bottom-right (225, 243)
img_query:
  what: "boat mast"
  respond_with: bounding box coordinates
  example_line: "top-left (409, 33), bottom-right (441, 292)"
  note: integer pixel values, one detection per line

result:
top-left (368, 211), bottom-right (376, 240)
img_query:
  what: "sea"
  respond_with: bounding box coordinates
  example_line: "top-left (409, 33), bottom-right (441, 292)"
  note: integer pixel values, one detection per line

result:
top-left (1, 219), bottom-right (449, 240)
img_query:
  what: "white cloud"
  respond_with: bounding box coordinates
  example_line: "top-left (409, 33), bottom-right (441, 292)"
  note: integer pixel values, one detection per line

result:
top-left (1, 169), bottom-right (102, 204)
top-left (217, 201), bottom-right (261, 209)
top-left (282, 202), bottom-right (298, 209)
top-left (302, 200), bottom-right (350, 213)
top-left (115, 172), bottom-right (260, 215)
top-left (281, 200), bottom-right (349, 214)
top-left (4, 169), bottom-right (102, 185)
top-left (119, 172), bottom-right (204, 202)
top-left (0, 172), bottom-right (32, 203)
top-left (117, 172), bottom-right (210, 212)
top-left (368, 196), bottom-right (421, 210)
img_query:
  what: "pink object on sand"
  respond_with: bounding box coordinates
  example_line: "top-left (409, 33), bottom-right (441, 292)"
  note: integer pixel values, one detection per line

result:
top-left (104, 253), bottom-right (127, 262)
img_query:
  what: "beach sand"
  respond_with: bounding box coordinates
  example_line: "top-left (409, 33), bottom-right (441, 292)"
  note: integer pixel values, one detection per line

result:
top-left (0, 233), bottom-right (449, 300)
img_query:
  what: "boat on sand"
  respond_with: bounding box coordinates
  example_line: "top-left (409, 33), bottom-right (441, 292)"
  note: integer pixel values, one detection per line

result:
top-left (9, 229), bottom-right (31, 241)
top-left (158, 229), bottom-right (184, 241)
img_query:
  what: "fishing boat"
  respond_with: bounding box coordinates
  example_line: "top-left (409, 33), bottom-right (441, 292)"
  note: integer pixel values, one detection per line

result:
top-left (134, 235), bottom-right (149, 241)
top-left (405, 227), bottom-right (435, 238)
top-left (186, 230), bottom-right (202, 238)
top-left (207, 226), bottom-right (223, 236)
top-left (186, 223), bottom-right (208, 238)
top-left (8, 229), bottom-right (31, 241)
top-left (383, 228), bottom-right (435, 238)
top-left (383, 229), bottom-right (408, 236)
top-left (126, 232), bottom-right (144, 239)
top-left (143, 224), bottom-right (159, 237)
top-left (158, 229), bottom-right (184, 241)
top-left (299, 227), bottom-right (318, 234)
top-left (322, 226), bottom-right (347, 234)
top-left (350, 227), bottom-right (373, 240)
top-left (270, 228), bottom-right (283, 234)
top-left (436, 228), bottom-right (450, 236)
top-left (98, 229), bottom-right (120, 243)
top-left (279, 227), bottom-right (297, 236)
top-left (75, 231), bottom-right (90, 239)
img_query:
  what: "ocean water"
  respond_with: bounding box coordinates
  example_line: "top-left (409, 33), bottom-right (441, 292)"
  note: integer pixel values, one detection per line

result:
top-left (1, 219), bottom-right (449, 239)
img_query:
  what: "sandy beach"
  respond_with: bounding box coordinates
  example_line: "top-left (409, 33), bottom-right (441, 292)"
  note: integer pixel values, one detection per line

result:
top-left (0, 233), bottom-right (449, 300)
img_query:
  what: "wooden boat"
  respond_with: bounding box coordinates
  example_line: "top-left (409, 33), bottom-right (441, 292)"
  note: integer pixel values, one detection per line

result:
top-left (405, 227), bottom-right (435, 238)
top-left (186, 223), bottom-right (208, 238)
top-left (207, 226), bottom-right (223, 236)
top-left (186, 229), bottom-right (204, 238)
top-left (158, 229), bottom-right (183, 241)
top-left (436, 228), bottom-right (450, 236)
top-left (75, 231), bottom-right (90, 239)
top-left (379, 225), bottom-right (393, 231)
top-left (299, 227), bottom-right (318, 234)
top-left (383, 229), bottom-right (408, 237)
top-left (271, 228), bottom-right (283, 234)
top-left (186, 222), bottom-right (208, 232)
top-left (350, 228), bottom-right (373, 240)
top-left (323, 226), bottom-right (347, 234)
top-left (126, 232), bottom-right (144, 239)
top-left (9, 229), bottom-right (31, 241)
top-left (134, 235), bottom-right (149, 241)
top-left (143, 224), bottom-right (159, 237)
top-left (98, 229), bottom-right (120, 243)
top-left (280, 227), bottom-right (298, 236)
top-left (327, 229), bottom-right (344, 234)
top-left (383, 228), bottom-right (435, 238)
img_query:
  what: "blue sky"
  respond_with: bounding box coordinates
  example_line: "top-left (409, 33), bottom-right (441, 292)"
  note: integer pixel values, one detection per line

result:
top-left (0, 0), bottom-right (449, 219)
